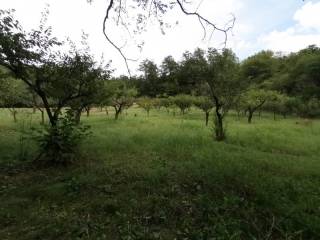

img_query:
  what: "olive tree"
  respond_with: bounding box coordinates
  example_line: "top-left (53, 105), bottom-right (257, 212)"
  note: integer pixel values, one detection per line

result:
top-left (106, 80), bottom-right (137, 120)
top-left (137, 97), bottom-right (154, 116)
top-left (241, 89), bottom-right (278, 123)
top-left (172, 94), bottom-right (194, 114)
top-left (193, 96), bottom-right (214, 126)
top-left (206, 48), bottom-right (241, 141)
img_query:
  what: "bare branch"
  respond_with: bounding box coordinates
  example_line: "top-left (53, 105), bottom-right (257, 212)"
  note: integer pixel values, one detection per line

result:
top-left (101, 0), bottom-right (235, 75)
top-left (175, 0), bottom-right (235, 47)
top-left (102, 0), bottom-right (132, 77)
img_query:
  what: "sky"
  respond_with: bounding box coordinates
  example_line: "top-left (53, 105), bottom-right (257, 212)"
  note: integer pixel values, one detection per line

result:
top-left (1, 0), bottom-right (320, 75)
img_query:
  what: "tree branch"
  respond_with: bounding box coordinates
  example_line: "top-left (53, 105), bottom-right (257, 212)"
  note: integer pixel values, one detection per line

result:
top-left (175, 0), bottom-right (235, 47)
top-left (103, 0), bottom-right (133, 77)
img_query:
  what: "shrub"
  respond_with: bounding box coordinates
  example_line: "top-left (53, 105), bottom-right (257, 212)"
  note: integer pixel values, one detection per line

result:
top-left (33, 110), bottom-right (90, 165)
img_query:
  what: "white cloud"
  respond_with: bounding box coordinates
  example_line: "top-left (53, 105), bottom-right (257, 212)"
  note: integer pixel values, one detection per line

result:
top-left (258, 1), bottom-right (320, 53)
top-left (259, 28), bottom-right (320, 53)
top-left (294, 1), bottom-right (320, 30)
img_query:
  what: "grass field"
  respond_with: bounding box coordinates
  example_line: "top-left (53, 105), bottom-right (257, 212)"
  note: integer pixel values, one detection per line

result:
top-left (1, 107), bottom-right (320, 239)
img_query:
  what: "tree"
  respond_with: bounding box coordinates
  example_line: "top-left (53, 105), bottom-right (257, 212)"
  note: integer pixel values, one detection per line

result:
top-left (178, 48), bottom-right (207, 94)
top-left (0, 9), bottom-right (60, 126)
top-left (268, 45), bottom-right (320, 102)
top-left (159, 97), bottom-right (172, 113)
top-left (294, 98), bottom-right (320, 118)
top-left (160, 56), bottom-right (180, 95)
top-left (0, 10), bottom-right (110, 164)
top-left (66, 53), bottom-right (110, 124)
top-left (0, 77), bottom-right (29, 122)
top-left (30, 93), bottom-right (46, 125)
top-left (137, 97), bottom-right (154, 116)
top-left (138, 59), bottom-right (160, 97)
top-left (172, 94), bottom-right (194, 114)
top-left (240, 51), bottom-right (277, 87)
top-left (272, 94), bottom-right (297, 119)
top-left (106, 80), bottom-right (137, 120)
top-left (288, 47), bottom-right (320, 100)
top-left (194, 96), bottom-right (214, 126)
top-left (206, 48), bottom-right (240, 141)
top-left (241, 89), bottom-right (278, 123)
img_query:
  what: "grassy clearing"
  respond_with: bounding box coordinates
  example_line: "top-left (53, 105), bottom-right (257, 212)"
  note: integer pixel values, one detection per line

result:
top-left (1, 107), bottom-right (320, 239)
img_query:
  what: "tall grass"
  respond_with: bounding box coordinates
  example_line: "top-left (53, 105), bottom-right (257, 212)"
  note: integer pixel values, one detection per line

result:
top-left (1, 107), bottom-right (320, 239)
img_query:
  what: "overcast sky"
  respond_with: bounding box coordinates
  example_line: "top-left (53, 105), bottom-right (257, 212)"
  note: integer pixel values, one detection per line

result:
top-left (1, 0), bottom-right (320, 75)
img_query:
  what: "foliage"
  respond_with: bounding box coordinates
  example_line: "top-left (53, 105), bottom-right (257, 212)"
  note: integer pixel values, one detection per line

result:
top-left (295, 98), bottom-right (320, 118)
top-left (172, 94), bottom-right (194, 114)
top-left (240, 50), bottom-right (277, 87)
top-left (0, 76), bottom-right (30, 122)
top-left (286, 46), bottom-right (320, 100)
top-left (160, 56), bottom-right (180, 95)
top-left (240, 89), bottom-right (278, 123)
top-left (0, 9), bottom-right (110, 127)
top-left (33, 110), bottom-right (90, 165)
top-left (106, 80), bottom-right (137, 119)
top-left (159, 97), bottom-right (172, 112)
top-left (206, 48), bottom-right (241, 140)
top-left (193, 96), bottom-right (214, 125)
top-left (136, 97), bottom-right (154, 116)
top-left (138, 59), bottom-right (160, 97)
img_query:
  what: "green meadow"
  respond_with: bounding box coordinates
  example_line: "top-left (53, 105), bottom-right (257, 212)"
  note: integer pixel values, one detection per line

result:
top-left (1, 107), bottom-right (320, 239)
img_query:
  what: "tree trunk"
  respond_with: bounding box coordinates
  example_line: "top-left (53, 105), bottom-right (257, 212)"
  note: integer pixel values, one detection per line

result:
top-left (237, 110), bottom-right (241, 120)
top-left (114, 106), bottom-right (122, 120)
top-left (105, 107), bottom-right (109, 115)
top-left (74, 109), bottom-right (82, 124)
top-left (13, 110), bottom-right (17, 123)
top-left (273, 111), bottom-right (276, 121)
top-left (115, 110), bottom-right (120, 120)
top-left (214, 106), bottom-right (225, 141)
top-left (147, 109), bottom-right (150, 116)
top-left (205, 112), bottom-right (209, 126)
top-left (86, 107), bottom-right (90, 117)
top-left (38, 91), bottom-right (56, 127)
top-left (248, 110), bottom-right (253, 124)
top-left (40, 110), bottom-right (45, 125)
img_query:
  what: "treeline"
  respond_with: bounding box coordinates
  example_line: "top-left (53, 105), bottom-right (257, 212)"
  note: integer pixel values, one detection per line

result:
top-left (130, 46), bottom-right (320, 118)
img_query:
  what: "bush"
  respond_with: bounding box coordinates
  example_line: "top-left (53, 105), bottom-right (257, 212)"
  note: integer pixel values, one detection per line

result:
top-left (33, 110), bottom-right (90, 165)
